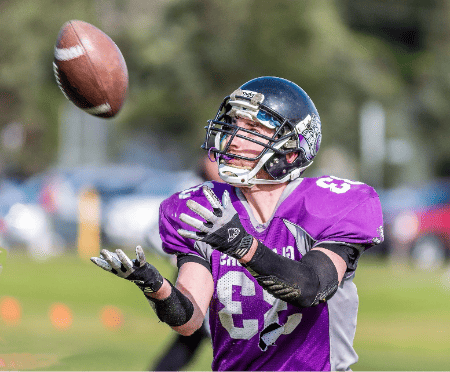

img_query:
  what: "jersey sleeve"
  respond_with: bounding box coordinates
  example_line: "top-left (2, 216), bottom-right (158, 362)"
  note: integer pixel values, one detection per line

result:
top-left (158, 181), bottom-right (226, 261)
top-left (158, 198), bottom-right (203, 258)
top-left (314, 194), bottom-right (384, 249)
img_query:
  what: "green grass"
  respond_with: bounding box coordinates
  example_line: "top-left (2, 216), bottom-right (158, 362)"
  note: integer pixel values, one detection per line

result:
top-left (1, 251), bottom-right (449, 370)
top-left (353, 256), bottom-right (450, 370)
top-left (0, 249), bottom-right (212, 371)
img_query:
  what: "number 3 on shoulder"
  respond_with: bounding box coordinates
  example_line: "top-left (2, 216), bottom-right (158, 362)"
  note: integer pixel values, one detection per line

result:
top-left (316, 176), bottom-right (363, 194)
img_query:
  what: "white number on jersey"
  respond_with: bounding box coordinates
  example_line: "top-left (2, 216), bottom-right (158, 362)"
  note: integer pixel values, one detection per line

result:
top-left (217, 271), bottom-right (302, 344)
top-left (316, 176), bottom-right (363, 194)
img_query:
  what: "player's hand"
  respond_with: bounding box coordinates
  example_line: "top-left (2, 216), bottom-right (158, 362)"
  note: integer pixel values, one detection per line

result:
top-left (178, 186), bottom-right (254, 259)
top-left (91, 246), bottom-right (164, 294)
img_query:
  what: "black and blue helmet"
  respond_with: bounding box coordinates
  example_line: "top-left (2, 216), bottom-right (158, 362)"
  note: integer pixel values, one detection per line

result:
top-left (203, 76), bottom-right (322, 186)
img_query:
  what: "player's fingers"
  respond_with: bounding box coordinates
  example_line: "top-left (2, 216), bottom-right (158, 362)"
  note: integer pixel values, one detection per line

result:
top-left (180, 212), bottom-right (210, 232)
top-left (135, 245), bottom-right (146, 267)
top-left (186, 200), bottom-right (215, 222)
top-left (116, 249), bottom-right (133, 271)
top-left (90, 257), bottom-right (112, 272)
top-left (177, 228), bottom-right (203, 241)
top-left (203, 186), bottom-right (222, 209)
top-left (101, 249), bottom-right (122, 270)
top-left (222, 190), bottom-right (230, 208)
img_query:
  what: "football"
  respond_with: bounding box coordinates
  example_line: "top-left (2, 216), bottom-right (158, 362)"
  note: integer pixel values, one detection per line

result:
top-left (53, 20), bottom-right (128, 118)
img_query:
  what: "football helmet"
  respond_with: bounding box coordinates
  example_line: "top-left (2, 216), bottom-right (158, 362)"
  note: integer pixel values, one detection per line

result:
top-left (202, 76), bottom-right (322, 186)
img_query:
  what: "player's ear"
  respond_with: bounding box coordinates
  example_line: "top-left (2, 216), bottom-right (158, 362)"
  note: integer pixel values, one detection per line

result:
top-left (286, 152), bottom-right (298, 164)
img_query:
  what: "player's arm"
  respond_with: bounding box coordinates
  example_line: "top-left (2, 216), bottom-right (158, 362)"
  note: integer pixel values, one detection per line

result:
top-left (312, 247), bottom-right (347, 282)
top-left (236, 238), bottom-right (347, 307)
top-left (170, 260), bottom-right (214, 335)
top-left (91, 246), bottom-right (213, 336)
top-left (178, 185), bottom-right (345, 308)
top-left (242, 241), bottom-right (347, 279)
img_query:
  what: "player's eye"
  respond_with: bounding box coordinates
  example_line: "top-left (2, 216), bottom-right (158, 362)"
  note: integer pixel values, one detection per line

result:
top-left (247, 124), bottom-right (262, 134)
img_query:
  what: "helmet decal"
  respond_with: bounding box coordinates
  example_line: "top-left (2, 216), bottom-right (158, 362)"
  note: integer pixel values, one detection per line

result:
top-left (296, 114), bottom-right (322, 161)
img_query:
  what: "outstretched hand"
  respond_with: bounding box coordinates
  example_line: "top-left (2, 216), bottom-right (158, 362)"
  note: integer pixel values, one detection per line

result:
top-left (91, 246), bottom-right (164, 294)
top-left (177, 185), bottom-right (254, 259)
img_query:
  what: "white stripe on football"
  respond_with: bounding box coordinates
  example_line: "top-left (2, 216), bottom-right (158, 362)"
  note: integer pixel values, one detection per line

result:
top-left (54, 45), bottom-right (85, 61)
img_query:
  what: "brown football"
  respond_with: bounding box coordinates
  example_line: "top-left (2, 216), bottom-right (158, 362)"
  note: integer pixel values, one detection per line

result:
top-left (53, 20), bottom-right (128, 118)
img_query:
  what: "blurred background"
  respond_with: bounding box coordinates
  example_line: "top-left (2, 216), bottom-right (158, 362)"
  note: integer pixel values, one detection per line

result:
top-left (1, 0), bottom-right (450, 370)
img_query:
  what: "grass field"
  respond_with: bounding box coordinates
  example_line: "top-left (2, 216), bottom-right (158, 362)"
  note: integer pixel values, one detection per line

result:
top-left (354, 257), bottom-right (450, 370)
top-left (1, 249), bottom-right (449, 371)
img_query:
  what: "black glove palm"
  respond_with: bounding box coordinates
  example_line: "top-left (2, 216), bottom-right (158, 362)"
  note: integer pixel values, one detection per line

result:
top-left (178, 186), bottom-right (254, 259)
top-left (91, 246), bottom-right (164, 294)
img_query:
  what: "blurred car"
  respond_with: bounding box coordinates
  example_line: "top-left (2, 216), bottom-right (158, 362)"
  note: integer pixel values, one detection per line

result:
top-left (103, 170), bottom-right (202, 247)
top-left (0, 162), bottom-right (208, 258)
top-left (380, 177), bottom-right (450, 269)
top-left (35, 164), bottom-right (202, 249)
top-left (0, 174), bottom-right (63, 259)
top-left (38, 164), bottom-right (163, 246)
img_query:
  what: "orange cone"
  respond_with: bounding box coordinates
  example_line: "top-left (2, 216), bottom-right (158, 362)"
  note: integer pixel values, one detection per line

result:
top-left (49, 303), bottom-right (73, 330)
top-left (0, 296), bottom-right (21, 326)
top-left (100, 305), bottom-right (123, 329)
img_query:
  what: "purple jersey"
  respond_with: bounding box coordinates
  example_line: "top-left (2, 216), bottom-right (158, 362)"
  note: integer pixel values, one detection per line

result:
top-left (159, 176), bottom-right (384, 371)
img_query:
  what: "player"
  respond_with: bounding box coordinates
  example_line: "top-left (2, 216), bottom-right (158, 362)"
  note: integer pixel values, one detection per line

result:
top-left (91, 77), bottom-right (384, 371)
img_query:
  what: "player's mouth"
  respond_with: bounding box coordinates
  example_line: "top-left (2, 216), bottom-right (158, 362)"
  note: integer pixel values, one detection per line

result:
top-left (220, 157), bottom-right (254, 170)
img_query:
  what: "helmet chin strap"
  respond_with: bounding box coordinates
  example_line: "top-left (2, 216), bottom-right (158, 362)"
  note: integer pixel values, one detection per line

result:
top-left (219, 162), bottom-right (312, 187)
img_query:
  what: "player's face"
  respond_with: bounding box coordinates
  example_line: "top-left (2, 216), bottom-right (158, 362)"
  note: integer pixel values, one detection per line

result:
top-left (223, 117), bottom-right (275, 170)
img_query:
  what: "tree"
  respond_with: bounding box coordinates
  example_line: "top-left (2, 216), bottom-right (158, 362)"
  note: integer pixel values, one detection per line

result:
top-left (121, 0), bottom-right (405, 174)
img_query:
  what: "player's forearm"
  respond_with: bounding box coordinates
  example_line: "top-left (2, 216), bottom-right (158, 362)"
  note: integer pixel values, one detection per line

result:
top-left (145, 276), bottom-right (208, 336)
top-left (240, 239), bottom-right (339, 308)
top-left (144, 279), bottom-right (196, 332)
top-left (170, 295), bottom-right (207, 336)
top-left (91, 247), bottom-right (205, 335)
top-left (145, 278), bottom-right (172, 300)
top-left (170, 263), bottom-right (213, 336)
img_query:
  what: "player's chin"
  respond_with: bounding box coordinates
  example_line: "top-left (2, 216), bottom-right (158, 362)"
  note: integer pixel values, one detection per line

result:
top-left (255, 168), bottom-right (274, 180)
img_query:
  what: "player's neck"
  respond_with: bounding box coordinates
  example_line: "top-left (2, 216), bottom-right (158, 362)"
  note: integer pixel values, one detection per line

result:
top-left (238, 182), bottom-right (288, 224)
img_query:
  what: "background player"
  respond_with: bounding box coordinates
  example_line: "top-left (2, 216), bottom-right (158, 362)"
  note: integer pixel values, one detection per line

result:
top-left (92, 76), bottom-right (384, 371)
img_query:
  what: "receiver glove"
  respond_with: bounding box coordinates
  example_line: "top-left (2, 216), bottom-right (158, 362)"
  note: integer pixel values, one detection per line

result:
top-left (178, 185), bottom-right (254, 259)
top-left (91, 245), bottom-right (164, 294)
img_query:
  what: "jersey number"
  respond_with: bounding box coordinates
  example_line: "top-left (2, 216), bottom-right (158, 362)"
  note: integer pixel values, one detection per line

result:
top-left (316, 176), bottom-right (363, 194)
top-left (217, 271), bottom-right (302, 342)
